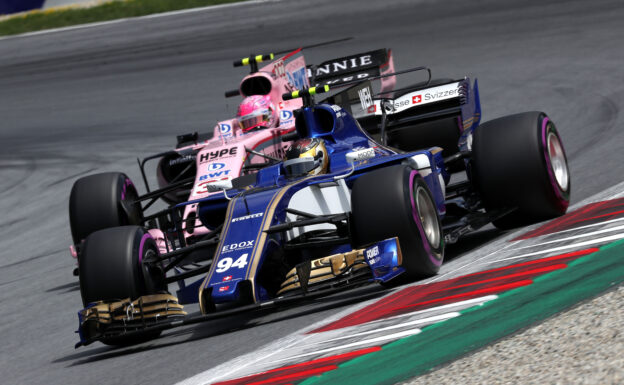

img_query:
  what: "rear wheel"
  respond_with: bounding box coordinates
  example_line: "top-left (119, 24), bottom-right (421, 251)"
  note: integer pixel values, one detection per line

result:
top-left (472, 111), bottom-right (570, 229)
top-left (351, 165), bottom-right (444, 278)
top-left (69, 172), bottom-right (142, 244)
top-left (79, 226), bottom-right (167, 345)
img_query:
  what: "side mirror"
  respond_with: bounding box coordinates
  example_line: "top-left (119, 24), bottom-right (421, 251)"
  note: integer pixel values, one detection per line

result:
top-left (206, 179), bottom-right (233, 192)
top-left (346, 148), bottom-right (376, 164)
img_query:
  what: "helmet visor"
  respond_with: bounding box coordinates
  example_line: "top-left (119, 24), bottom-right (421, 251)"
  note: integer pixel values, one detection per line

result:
top-left (238, 108), bottom-right (271, 131)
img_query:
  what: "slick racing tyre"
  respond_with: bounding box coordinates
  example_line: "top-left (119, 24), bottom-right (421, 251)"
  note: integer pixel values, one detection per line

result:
top-left (79, 226), bottom-right (167, 345)
top-left (472, 111), bottom-right (570, 229)
top-left (351, 164), bottom-right (444, 278)
top-left (69, 172), bottom-right (142, 244)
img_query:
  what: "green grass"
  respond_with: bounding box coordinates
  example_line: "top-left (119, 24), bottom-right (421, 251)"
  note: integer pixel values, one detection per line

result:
top-left (0, 0), bottom-right (248, 37)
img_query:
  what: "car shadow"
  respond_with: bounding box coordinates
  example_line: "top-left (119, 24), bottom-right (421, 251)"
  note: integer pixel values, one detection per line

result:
top-left (47, 281), bottom-right (80, 293)
top-left (443, 226), bottom-right (507, 263)
top-left (54, 229), bottom-right (506, 366)
top-left (54, 285), bottom-right (388, 366)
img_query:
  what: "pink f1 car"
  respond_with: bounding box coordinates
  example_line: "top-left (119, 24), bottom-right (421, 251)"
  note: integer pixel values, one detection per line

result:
top-left (68, 47), bottom-right (396, 274)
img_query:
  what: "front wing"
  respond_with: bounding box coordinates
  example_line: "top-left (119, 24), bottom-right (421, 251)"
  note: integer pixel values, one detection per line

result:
top-left (75, 238), bottom-right (404, 347)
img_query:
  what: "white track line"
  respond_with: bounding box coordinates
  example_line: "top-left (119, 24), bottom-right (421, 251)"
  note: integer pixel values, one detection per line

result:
top-left (269, 328), bottom-right (423, 364)
top-left (433, 185), bottom-right (624, 282)
top-left (308, 312), bottom-right (460, 345)
top-left (430, 239), bottom-right (520, 283)
top-left (507, 225), bottom-right (624, 252)
top-left (365, 295), bottom-right (498, 324)
top-left (180, 334), bottom-right (315, 385)
top-left (0, 0), bottom-right (281, 41)
top-left (482, 232), bottom-right (624, 265)
top-left (180, 185), bottom-right (624, 384)
top-left (542, 216), bottom-right (624, 237)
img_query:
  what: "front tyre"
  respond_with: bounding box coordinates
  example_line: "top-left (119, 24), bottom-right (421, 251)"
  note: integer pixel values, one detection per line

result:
top-left (79, 226), bottom-right (167, 345)
top-left (351, 165), bottom-right (444, 278)
top-left (69, 172), bottom-right (142, 244)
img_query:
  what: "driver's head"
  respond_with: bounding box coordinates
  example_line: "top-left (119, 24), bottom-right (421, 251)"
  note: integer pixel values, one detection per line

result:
top-left (236, 95), bottom-right (277, 132)
top-left (284, 138), bottom-right (329, 176)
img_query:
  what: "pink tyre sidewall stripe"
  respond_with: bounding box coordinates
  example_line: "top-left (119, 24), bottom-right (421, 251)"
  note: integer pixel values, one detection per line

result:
top-left (408, 170), bottom-right (443, 267)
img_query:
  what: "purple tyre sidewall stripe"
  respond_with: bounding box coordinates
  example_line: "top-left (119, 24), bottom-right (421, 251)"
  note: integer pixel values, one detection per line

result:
top-left (541, 117), bottom-right (569, 206)
top-left (121, 177), bottom-right (134, 201)
top-left (138, 232), bottom-right (153, 265)
top-left (408, 170), bottom-right (443, 267)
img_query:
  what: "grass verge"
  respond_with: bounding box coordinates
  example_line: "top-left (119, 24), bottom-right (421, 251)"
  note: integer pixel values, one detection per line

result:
top-left (0, 0), bottom-right (248, 37)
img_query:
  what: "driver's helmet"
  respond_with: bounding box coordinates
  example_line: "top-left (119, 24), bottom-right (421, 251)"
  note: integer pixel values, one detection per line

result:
top-left (283, 138), bottom-right (329, 176)
top-left (236, 95), bottom-right (278, 132)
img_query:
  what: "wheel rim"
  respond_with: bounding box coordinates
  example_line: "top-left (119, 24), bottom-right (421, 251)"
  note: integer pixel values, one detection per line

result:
top-left (546, 131), bottom-right (569, 192)
top-left (415, 186), bottom-right (441, 249)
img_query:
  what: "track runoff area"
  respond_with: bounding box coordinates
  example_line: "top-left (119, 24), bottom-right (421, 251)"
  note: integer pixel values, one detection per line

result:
top-left (175, 181), bottom-right (624, 385)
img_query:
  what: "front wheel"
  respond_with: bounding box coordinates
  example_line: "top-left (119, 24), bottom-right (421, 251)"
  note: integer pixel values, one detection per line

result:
top-left (79, 226), bottom-right (167, 345)
top-left (351, 165), bottom-right (444, 278)
top-left (472, 111), bottom-right (570, 229)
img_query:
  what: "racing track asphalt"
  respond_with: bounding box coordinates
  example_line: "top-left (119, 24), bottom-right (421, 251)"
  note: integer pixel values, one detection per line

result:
top-left (0, 0), bottom-right (623, 384)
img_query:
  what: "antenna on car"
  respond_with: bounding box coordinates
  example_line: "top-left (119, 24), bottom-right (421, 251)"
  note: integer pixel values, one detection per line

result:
top-left (282, 85), bottom-right (331, 107)
top-left (233, 53), bottom-right (275, 74)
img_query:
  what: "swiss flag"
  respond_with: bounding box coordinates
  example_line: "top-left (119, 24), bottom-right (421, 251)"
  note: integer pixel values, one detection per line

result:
top-left (412, 95), bottom-right (422, 104)
top-left (219, 285), bottom-right (230, 292)
top-left (223, 275), bottom-right (232, 282)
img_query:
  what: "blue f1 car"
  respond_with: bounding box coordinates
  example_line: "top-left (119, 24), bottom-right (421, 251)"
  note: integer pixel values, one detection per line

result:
top-left (74, 67), bottom-right (571, 347)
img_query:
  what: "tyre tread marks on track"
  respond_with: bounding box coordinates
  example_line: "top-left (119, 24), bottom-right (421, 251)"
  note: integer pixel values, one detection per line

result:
top-left (514, 197), bottom-right (624, 240)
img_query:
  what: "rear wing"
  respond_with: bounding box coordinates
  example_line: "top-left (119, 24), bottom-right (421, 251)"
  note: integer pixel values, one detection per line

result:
top-left (361, 80), bottom-right (466, 118)
top-left (309, 49), bottom-right (396, 93)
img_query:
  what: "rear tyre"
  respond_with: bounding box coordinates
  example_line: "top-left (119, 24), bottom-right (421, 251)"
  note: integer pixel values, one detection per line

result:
top-left (351, 165), bottom-right (444, 278)
top-left (79, 226), bottom-right (167, 345)
top-left (69, 172), bottom-right (142, 244)
top-left (472, 111), bottom-right (570, 229)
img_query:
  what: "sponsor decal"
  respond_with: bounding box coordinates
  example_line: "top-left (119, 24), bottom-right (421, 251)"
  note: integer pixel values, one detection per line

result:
top-left (358, 86), bottom-right (373, 110)
top-left (231, 212), bottom-right (263, 223)
top-left (169, 154), bottom-right (195, 166)
top-left (195, 170), bottom-right (232, 194)
top-left (219, 123), bottom-right (232, 137)
top-left (222, 275), bottom-right (232, 282)
top-left (215, 253), bottom-right (249, 272)
top-left (392, 99), bottom-right (410, 110)
top-left (200, 147), bottom-right (238, 162)
top-left (198, 170), bottom-right (231, 181)
top-left (373, 83), bottom-right (461, 115)
top-left (286, 67), bottom-right (308, 91)
top-left (280, 110), bottom-right (293, 121)
top-left (218, 285), bottom-right (230, 292)
top-left (207, 162), bottom-right (225, 171)
top-left (366, 245), bottom-right (380, 265)
top-left (423, 87), bottom-right (458, 101)
top-left (313, 54), bottom-right (375, 78)
top-left (273, 59), bottom-right (286, 79)
top-left (367, 104), bottom-right (377, 113)
top-left (330, 104), bottom-right (346, 118)
top-left (222, 240), bottom-right (254, 253)
top-left (315, 72), bottom-right (372, 88)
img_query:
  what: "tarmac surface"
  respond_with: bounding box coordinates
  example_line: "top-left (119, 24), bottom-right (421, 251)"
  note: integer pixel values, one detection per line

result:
top-left (1, 0), bottom-right (623, 384)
